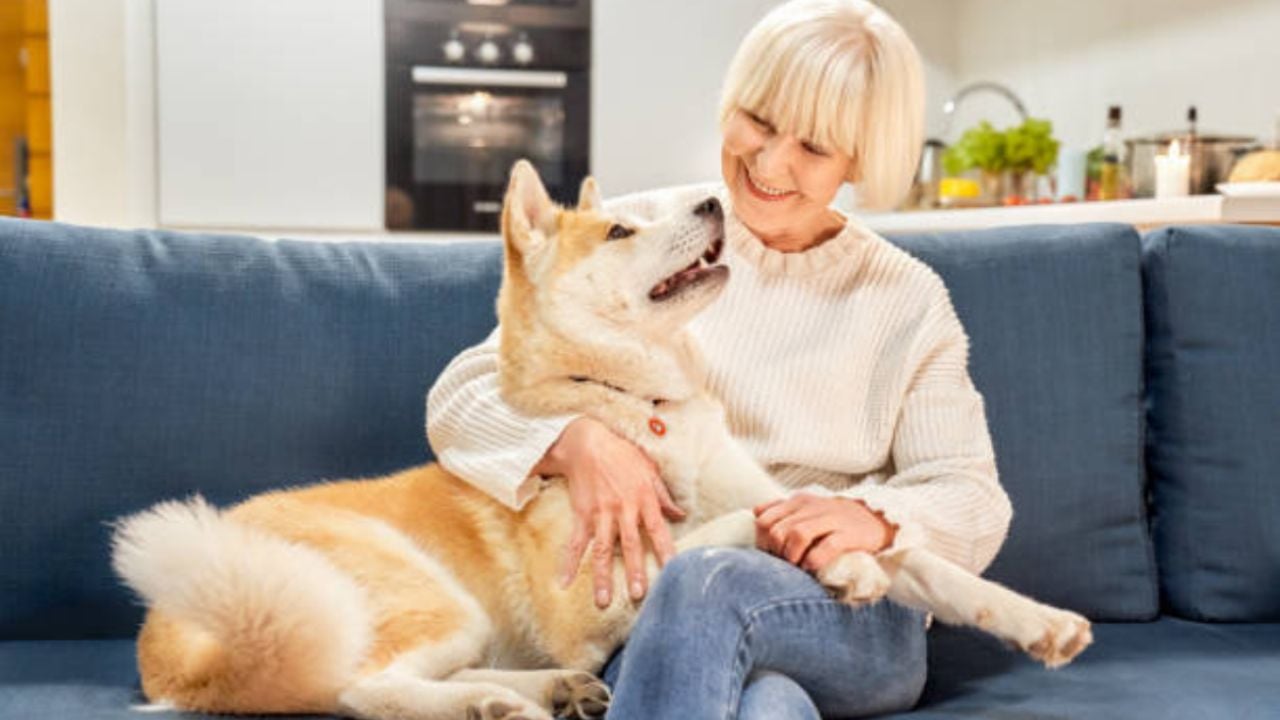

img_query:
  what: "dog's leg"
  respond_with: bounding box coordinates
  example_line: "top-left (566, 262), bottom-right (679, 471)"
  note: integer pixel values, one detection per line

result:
top-left (338, 616), bottom-right (552, 720)
top-left (674, 508), bottom-right (757, 552)
top-left (693, 428), bottom-right (789, 519)
top-left (880, 548), bottom-right (1093, 668)
top-left (450, 669), bottom-right (610, 720)
top-left (340, 672), bottom-right (549, 720)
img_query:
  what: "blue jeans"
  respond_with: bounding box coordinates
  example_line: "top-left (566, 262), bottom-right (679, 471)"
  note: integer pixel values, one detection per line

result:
top-left (601, 548), bottom-right (928, 719)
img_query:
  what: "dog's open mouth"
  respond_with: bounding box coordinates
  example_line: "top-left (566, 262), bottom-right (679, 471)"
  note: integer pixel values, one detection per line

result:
top-left (648, 234), bottom-right (727, 302)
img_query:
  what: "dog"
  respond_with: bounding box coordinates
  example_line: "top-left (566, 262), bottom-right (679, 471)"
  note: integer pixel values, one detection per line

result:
top-left (112, 160), bottom-right (1091, 720)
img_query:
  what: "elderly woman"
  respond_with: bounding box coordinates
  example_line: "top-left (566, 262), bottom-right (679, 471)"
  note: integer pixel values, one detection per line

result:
top-left (427, 0), bottom-right (1012, 717)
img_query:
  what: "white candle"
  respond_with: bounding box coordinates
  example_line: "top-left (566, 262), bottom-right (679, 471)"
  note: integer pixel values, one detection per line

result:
top-left (1155, 139), bottom-right (1191, 198)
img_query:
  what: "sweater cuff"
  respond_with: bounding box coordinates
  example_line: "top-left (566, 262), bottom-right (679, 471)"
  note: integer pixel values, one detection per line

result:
top-left (437, 413), bottom-right (576, 511)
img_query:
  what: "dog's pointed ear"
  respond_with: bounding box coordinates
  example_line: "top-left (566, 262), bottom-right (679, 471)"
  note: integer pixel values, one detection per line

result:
top-left (503, 160), bottom-right (557, 256)
top-left (577, 176), bottom-right (602, 213)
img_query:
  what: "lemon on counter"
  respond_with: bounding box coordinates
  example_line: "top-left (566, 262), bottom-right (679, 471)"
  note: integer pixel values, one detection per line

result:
top-left (940, 177), bottom-right (981, 199)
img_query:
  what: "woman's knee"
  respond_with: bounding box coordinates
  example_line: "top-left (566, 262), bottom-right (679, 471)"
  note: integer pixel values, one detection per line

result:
top-left (650, 547), bottom-right (825, 616)
top-left (739, 671), bottom-right (820, 720)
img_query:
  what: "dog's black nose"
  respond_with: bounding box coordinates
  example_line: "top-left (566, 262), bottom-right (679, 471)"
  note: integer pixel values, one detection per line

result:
top-left (694, 197), bottom-right (723, 220)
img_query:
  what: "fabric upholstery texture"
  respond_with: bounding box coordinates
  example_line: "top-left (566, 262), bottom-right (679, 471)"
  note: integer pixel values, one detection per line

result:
top-left (893, 224), bottom-right (1157, 621)
top-left (0, 218), bottom-right (501, 638)
top-left (1142, 224), bottom-right (1280, 621)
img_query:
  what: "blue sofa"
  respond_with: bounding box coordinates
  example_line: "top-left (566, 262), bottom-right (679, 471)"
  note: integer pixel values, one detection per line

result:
top-left (1, 216), bottom-right (1277, 719)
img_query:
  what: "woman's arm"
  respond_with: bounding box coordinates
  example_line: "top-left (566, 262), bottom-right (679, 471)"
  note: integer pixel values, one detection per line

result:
top-left (839, 302), bottom-right (1013, 576)
top-left (426, 327), bottom-right (576, 510)
top-left (752, 297), bottom-right (1012, 577)
top-left (427, 330), bottom-right (685, 605)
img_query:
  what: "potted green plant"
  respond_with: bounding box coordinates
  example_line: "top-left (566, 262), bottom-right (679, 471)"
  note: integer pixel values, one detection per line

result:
top-left (943, 121), bottom-right (1007, 203)
top-left (1004, 118), bottom-right (1060, 202)
top-left (942, 118), bottom-right (1061, 205)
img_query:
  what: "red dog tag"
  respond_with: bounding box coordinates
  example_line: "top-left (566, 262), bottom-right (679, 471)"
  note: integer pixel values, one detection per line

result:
top-left (648, 417), bottom-right (666, 436)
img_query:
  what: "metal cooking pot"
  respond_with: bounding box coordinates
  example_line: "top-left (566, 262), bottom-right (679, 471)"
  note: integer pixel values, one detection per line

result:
top-left (1127, 132), bottom-right (1257, 197)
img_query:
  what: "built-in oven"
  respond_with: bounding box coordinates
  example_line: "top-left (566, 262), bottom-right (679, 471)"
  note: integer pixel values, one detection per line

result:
top-left (384, 0), bottom-right (591, 231)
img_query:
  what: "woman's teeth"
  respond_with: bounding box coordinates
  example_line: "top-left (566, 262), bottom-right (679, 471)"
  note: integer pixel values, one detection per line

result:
top-left (747, 169), bottom-right (792, 197)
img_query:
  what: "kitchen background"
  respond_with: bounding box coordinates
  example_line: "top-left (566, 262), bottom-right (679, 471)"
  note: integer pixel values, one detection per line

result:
top-left (14, 0), bottom-right (1280, 234)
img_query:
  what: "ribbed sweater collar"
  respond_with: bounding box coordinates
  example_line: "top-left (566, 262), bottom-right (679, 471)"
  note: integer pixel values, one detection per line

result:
top-left (723, 202), bottom-right (870, 278)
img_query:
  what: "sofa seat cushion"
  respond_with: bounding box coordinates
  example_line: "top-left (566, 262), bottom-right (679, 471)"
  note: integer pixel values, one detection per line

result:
top-left (1142, 224), bottom-right (1280, 621)
top-left (883, 618), bottom-right (1280, 719)
top-left (891, 224), bottom-right (1157, 621)
top-left (0, 639), bottom-right (333, 719)
top-left (6, 622), bottom-right (1279, 719)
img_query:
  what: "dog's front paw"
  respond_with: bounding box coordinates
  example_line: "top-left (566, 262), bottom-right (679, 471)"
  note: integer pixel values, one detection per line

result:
top-left (467, 695), bottom-right (554, 720)
top-left (549, 671), bottom-right (610, 719)
top-left (1023, 609), bottom-right (1093, 669)
top-left (817, 551), bottom-right (890, 607)
top-left (993, 599), bottom-right (1093, 669)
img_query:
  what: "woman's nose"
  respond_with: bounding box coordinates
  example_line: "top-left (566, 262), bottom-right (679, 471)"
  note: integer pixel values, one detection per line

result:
top-left (754, 135), bottom-right (793, 181)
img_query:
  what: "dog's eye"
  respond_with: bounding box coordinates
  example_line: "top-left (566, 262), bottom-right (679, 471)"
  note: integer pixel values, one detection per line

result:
top-left (606, 224), bottom-right (634, 241)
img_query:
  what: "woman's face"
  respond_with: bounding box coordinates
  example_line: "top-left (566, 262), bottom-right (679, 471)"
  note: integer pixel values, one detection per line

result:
top-left (721, 107), bottom-right (854, 251)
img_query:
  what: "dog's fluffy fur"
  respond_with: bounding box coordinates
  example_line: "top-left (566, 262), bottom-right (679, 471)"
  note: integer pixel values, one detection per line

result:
top-left (112, 161), bottom-right (1090, 720)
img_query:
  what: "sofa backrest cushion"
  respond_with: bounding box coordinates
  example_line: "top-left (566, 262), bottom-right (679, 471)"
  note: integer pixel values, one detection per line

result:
top-left (1143, 224), bottom-right (1280, 621)
top-left (0, 219), bottom-right (501, 639)
top-left (893, 223), bottom-right (1158, 621)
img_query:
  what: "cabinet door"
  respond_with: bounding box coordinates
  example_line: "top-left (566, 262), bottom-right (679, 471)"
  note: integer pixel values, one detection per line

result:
top-left (156, 0), bottom-right (382, 229)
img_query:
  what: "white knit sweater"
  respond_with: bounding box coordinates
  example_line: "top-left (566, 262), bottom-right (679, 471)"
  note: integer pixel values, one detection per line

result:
top-left (426, 184), bottom-right (1013, 575)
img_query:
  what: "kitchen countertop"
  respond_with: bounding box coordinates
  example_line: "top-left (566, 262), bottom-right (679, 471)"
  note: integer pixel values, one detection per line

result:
top-left (860, 194), bottom-right (1280, 234)
top-left (166, 193), bottom-right (1280, 242)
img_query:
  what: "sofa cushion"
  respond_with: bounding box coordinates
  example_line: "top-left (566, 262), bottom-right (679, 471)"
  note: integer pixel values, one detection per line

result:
top-left (0, 218), bottom-right (502, 639)
top-left (891, 224), bottom-right (1157, 621)
top-left (0, 639), bottom-right (333, 718)
top-left (882, 618), bottom-right (1280, 719)
top-left (1142, 224), bottom-right (1280, 621)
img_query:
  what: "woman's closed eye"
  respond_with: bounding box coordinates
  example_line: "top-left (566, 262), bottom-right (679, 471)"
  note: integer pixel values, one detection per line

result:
top-left (801, 141), bottom-right (830, 157)
top-left (743, 110), bottom-right (774, 133)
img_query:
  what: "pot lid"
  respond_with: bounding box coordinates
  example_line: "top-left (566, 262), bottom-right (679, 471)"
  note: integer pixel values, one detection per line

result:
top-left (1128, 131), bottom-right (1256, 145)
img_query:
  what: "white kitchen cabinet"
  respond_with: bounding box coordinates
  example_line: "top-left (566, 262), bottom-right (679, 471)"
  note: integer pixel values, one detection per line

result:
top-left (156, 0), bottom-right (383, 229)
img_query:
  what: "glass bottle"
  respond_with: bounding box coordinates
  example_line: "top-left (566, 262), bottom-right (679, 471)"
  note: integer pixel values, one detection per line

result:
top-left (1098, 106), bottom-right (1127, 201)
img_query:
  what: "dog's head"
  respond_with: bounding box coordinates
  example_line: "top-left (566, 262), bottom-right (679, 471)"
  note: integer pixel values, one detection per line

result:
top-left (499, 160), bottom-right (728, 340)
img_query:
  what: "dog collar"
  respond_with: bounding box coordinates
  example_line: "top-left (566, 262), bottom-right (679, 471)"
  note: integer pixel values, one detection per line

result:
top-left (568, 375), bottom-right (668, 436)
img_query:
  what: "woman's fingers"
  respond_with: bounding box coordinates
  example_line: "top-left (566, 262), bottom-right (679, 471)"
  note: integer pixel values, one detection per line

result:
top-left (591, 512), bottom-right (618, 608)
top-left (754, 492), bottom-right (822, 529)
top-left (780, 517), bottom-right (838, 566)
top-left (617, 504), bottom-right (647, 601)
top-left (559, 516), bottom-right (591, 588)
top-left (652, 476), bottom-right (686, 521)
top-left (641, 496), bottom-right (676, 567)
top-left (801, 532), bottom-right (852, 573)
top-left (753, 497), bottom-right (785, 517)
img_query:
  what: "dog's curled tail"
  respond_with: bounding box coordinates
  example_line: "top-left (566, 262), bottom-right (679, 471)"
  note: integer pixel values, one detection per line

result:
top-left (111, 496), bottom-right (370, 713)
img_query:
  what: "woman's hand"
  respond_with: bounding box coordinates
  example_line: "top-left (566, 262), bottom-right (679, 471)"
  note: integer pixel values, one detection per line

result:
top-left (535, 416), bottom-right (686, 608)
top-left (753, 493), bottom-right (896, 573)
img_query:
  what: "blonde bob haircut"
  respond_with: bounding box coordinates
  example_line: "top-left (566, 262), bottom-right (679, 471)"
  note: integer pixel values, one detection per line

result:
top-left (719, 0), bottom-right (925, 211)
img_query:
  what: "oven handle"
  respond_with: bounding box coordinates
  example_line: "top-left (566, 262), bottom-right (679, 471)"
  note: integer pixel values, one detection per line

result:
top-left (411, 66), bottom-right (568, 89)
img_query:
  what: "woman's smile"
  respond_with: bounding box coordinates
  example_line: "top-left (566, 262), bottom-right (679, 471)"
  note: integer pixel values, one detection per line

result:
top-left (743, 166), bottom-right (797, 202)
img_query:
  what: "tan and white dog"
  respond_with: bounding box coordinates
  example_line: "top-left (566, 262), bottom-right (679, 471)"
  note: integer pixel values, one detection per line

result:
top-left (112, 161), bottom-right (1090, 720)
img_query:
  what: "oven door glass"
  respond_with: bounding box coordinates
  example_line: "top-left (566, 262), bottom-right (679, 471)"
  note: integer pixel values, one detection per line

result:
top-left (387, 65), bottom-right (587, 231)
top-left (413, 89), bottom-right (565, 188)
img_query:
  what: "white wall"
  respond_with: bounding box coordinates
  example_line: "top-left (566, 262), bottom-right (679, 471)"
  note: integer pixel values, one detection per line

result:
top-left (154, 0), bottom-right (383, 230)
top-left (590, 0), bottom-right (782, 197)
top-left (49, 0), bottom-right (156, 228)
top-left (895, 0), bottom-right (1280, 151)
